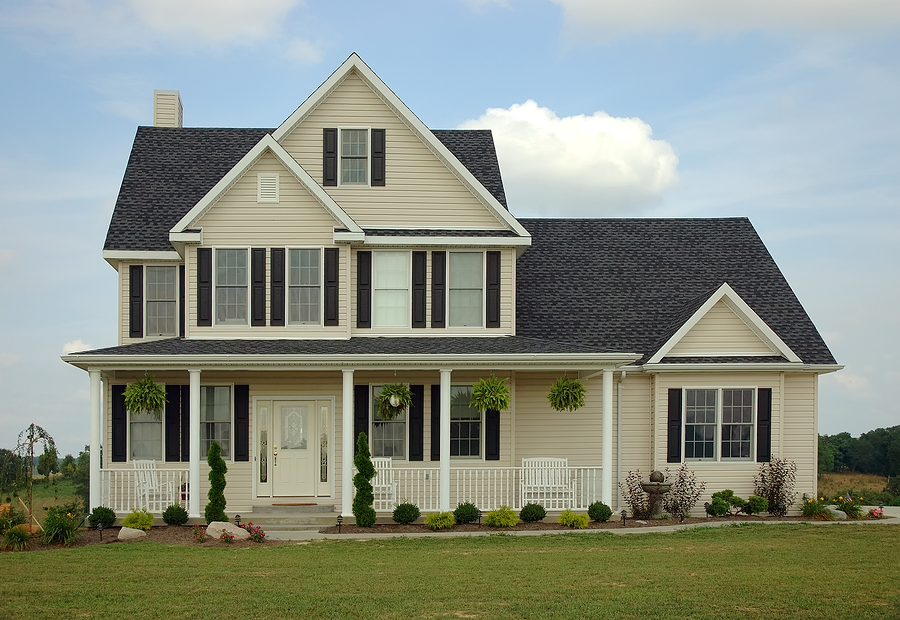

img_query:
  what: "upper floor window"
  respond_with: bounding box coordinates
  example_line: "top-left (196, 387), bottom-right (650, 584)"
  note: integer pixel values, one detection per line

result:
top-left (449, 252), bottom-right (484, 327)
top-left (374, 252), bottom-right (409, 327)
top-left (685, 388), bottom-right (754, 460)
top-left (201, 386), bottom-right (232, 459)
top-left (289, 248), bottom-right (321, 325)
top-left (216, 249), bottom-right (248, 325)
top-left (146, 266), bottom-right (177, 336)
top-left (341, 129), bottom-right (368, 185)
top-left (324, 128), bottom-right (385, 188)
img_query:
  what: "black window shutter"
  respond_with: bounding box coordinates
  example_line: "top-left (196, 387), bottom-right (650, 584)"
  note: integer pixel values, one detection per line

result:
top-left (485, 409), bottom-right (500, 461)
top-left (357, 251), bottom-right (372, 328)
top-left (354, 385), bottom-right (370, 455)
top-left (323, 128), bottom-right (338, 186)
top-left (179, 265), bottom-right (185, 338)
top-left (251, 248), bottom-right (266, 326)
top-left (180, 385), bottom-right (190, 461)
top-left (270, 248), bottom-right (285, 326)
top-left (234, 385), bottom-right (250, 462)
top-left (667, 389), bottom-right (683, 463)
top-left (165, 384), bottom-right (181, 462)
top-left (197, 248), bottom-right (212, 326)
top-left (757, 388), bottom-right (773, 462)
top-left (324, 248), bottom-right (339, 326)
top-left (371, 128), bottom-right (385, 186)
top-left (409, 385), bottom-right (424, 461)
top-left (431, 251), bottom-right (446, 328)
top-left (129, 265), bottom-right (143, 338)
top-left (112, 385), bottom-right (127, 462)
top-left (486, 251), bottom-right (501, 328)
top-left (412, 251), bottom-right (426, 328)
top-left (430, 385), bottom-right (441, 461)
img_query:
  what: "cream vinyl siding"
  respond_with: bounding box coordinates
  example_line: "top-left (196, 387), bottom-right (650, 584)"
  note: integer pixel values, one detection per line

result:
top-left (616, 374), bottom-right (653, 501)
top-left (668, 300), bottom-right (776, 356)
top-left (280, 71), bottom-right (507, 230)
top-left (782, 373), bottom-right (817, 498)
top-left (349, 247), bottom-right (515, 335)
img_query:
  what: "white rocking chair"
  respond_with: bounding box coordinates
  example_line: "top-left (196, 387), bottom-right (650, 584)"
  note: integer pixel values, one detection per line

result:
top-left (133, 460), bottom-right (176, 513)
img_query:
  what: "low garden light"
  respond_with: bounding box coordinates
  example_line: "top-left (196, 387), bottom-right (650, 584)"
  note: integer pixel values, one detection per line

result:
top-left (477, 509), bottom-right (482, 526)
top-left (704, 502), bottom-right (710, 518)
top-left (880, 502), bottom-right (884, 511)
top-left (337, 515), bottom-right (343, 534)
top-left (621, 510), bottom-right (627, 527)
top-left (679, 513), bottom-right (685, 523)
top-left (234, 514), bottom-right (241, 528)
top-left (97, 523), bottom-right (103, 540)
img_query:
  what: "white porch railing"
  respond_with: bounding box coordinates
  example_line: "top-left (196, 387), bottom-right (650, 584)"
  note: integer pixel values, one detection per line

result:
top-left (100, 468), bottom-right (190, 514)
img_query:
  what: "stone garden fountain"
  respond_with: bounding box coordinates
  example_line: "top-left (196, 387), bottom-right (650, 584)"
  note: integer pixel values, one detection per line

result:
top-left (641, 470), bottom-right (672, 519)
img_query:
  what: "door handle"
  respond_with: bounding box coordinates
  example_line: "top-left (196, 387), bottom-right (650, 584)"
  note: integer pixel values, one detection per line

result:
top-left (274, 445), bottom-right (278, 466)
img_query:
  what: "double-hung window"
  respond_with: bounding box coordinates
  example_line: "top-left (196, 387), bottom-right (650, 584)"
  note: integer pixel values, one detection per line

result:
top-left (450, 385), bottom-right (481, 457)
top-left (216, 249), bottom-right (248, 325)
top-left (130, 410), bottom-right (162, 460)
top-left (145, 265), bottom-right (177, 336)
top-left (341, 128), bottom-right (368, 185)
top-left (374, 252), bottom-right (409, 327)
top-left (201, 386), bottom-right (232, 459)
top-left (448, 252), bottom-right (484, 327)
top-left (684, 388), bottom-right (754, 460)
top-left (371, 386), bottom-right (405, 458)
top-left (288, 249), bottom-right (321, 325)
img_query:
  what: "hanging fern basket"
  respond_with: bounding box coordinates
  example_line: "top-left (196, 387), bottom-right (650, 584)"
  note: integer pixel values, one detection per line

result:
top-left (470, 375), bottom-right (511, 412)
top-left (547, 377), bottom-right (587, 412)
top-left (123, 375), bottom-right (168, 419)
top-left (376, 383), bottom-right (413, 420)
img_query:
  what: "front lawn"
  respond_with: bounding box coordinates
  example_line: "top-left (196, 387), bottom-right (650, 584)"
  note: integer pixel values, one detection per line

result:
top-left (2, 524), bottom-right (898, 618)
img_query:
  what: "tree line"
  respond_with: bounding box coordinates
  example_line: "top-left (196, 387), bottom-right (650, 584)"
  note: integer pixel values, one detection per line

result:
top-left (819, 425), bottom-right (900, 477)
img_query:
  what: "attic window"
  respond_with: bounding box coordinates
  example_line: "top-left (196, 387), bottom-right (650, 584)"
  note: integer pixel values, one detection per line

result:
top-left (258, 173), bottom-right (279, 203)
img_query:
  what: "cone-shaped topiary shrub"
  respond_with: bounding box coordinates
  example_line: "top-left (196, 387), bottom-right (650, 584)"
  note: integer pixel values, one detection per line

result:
top-left (353, 432), bottom-right (377, 527)
top-left (204, 440), bottom-right (228, 524)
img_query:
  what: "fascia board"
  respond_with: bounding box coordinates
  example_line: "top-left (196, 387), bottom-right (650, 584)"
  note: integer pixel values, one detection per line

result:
top-left (102, 250), bottom-right (182, 261)
top-left (640, 363), bottom-right (844, 374)
top-left (647, 282), bottom-right (802, 364)
top-left (170, 134), bottom-right (363, 235)
top-left (333, 231), bottom-right (366, 243)
top-left (169, 231), bottom-right (202, 243)
top-left (363, 236), bottom-right (531, 247)
top-left (272, 53), bottom-right (531, 240)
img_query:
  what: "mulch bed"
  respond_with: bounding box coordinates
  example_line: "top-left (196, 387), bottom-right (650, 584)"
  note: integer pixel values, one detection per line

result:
top-left (9, 526), bottom-right (290, 552)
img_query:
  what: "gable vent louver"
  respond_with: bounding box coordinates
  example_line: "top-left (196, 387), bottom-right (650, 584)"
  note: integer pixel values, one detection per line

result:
top-left (257, 173), bottom-right (279, 203)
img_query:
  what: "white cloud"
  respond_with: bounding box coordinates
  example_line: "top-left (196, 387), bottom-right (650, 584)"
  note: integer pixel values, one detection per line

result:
top-left (552, 0), bottom-right (900, 41)
top-left (131, 0), bottom-right (299, 44)
top-left (62, 339), bottom-right (91, 354)
top-left (832, 373), bottom-right (871, 396)
top-left (0, 249), bottom-right (15, 268)
top-left (459, 100), bottom-right (678, 216)
top-left (284, 38), bottom-right (323, 65)
top-left (0, 353), bottom-right (21, 366)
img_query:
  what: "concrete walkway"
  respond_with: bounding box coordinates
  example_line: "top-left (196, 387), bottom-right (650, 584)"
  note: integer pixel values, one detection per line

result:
top-left (266, 505), bottom-right (899, 541)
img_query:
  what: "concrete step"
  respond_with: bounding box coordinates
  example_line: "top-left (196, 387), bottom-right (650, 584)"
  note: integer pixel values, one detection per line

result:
top-left (249, 503), bottom-right (337, 514)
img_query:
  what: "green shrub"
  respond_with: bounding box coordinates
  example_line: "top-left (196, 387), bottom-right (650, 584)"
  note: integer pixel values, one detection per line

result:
top-left (352, 433), bottom-right (377, 528)
top-left (88, 506), bottom-right (117, 528)
top-left (204, 440), bottom-right (228, 524)
top-left (122, 508), bottom-right (154, 531)
top-left (43, 506), bottom-right (83, 545)
top-left (744, 495), bottom-right (768, 515)
top-left (163, 503), bottom-right (189, 526)
top-left (831, 492), bottom-right (863, 519)
top-left (485, 505), bottom-right (517, 527)
top-left (392, 502), bottom-right (421, 524)
top-left (711, 490), bottom-right (747, 515)
top-left (708, 497), bottom-right (730, 517)
top-left (800, 497), bottom-right (834, 520)
top-left (0, 504), bottom-right (26, 534)
top-left (454, 502), bottom-right (479, 524)
top-left (519, 503), bottom-right (546, 523)
top-left (424, 511), bottom-right (455, 530)
top-left (3, 527), bottom-right (30, 551)
top-left (885, 476), bottom-right (900, 497)
top-left (754, 458), bottom-right (797, 517)
top-left (559, 509), bottom-right (589, 529)
top-left (588, 501), bottom-right (613, 522)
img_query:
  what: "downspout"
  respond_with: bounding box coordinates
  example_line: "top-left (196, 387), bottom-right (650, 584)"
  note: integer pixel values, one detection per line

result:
top-left (617, 370), bottom-right (626, 510)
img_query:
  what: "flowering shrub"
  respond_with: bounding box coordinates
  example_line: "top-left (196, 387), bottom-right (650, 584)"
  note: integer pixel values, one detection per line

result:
top-left (43, 506), bottom-right (83, 545)
top-left (868, 507), bottom-right (884, 519)
top-left (219, 529), bottom-right (235, 543)
top-left (241, 521), bottom-right (267, 542)
top-left (192, 524), bottom-right (209, 543)
top-left (831, 493), bottom-right (863, 519)
top-left (800, 497), bottom-right (834, 520)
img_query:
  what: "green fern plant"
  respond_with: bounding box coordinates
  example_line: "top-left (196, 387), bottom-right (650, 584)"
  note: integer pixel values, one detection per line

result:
top-left (470, 376), bottom-right (510, 412)
top-left (376, 384), bottom-right (413, 420)
top-left (547, 377), bottom-right (586, 412)
top-left (123, 375), bottom-right (167, 419)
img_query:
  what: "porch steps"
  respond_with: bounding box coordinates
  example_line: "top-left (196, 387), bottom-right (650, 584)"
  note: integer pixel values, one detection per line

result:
top-left (239, 504), bottom-right (339, 532)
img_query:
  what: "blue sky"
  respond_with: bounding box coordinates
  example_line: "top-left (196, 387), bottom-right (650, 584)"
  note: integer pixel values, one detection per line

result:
top-left (1, 0), bottom-right (897, 457)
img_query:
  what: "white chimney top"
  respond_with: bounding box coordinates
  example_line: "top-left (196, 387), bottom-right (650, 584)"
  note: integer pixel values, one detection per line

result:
top-left (153, 90), bottom-right (183, 127)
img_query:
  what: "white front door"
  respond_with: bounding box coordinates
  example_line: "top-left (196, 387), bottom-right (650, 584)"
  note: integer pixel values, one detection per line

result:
top-left (273, 401), bottom-right (316, 496)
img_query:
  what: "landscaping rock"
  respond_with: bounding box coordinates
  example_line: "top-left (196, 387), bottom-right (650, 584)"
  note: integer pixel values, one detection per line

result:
top-left (118, 527), bottom-right (147, 540)
top-left (206, 521), bottom-right (250, 540)
top-left (825, 505), bottom-right (847, 520)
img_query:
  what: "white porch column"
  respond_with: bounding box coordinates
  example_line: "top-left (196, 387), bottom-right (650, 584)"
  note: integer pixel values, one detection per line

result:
top-left (189, 369), bottom-right (201, 518)
top-left (88, 370), bottom-right (102, 512)
top-left (341, 369), bottom-right (354, 517)
top-left (440, 368), bottom-right (452, 511)
top-left (602, 368), bottom-right (613, 506)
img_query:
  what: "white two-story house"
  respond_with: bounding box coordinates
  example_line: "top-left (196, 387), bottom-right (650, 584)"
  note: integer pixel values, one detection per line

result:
top-left (63, 54), bottom-right (840, 520)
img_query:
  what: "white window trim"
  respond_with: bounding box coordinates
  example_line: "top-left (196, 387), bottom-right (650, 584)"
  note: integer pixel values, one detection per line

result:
top-left (370, 384), bottom-right (409, 461)
top-left (373, 251), bottom-right (411, 329)
top-left (450, 384), bottom-right (484, 461)
top-left (446, 250), bottom-right (486, 329)
top-left (200, 383), bottom-right (236, 463)
top-left (143, 264), bottom-right (179, 339)
top-left (213, 247), bottom-right (251, 328)
top-left (257, 173), bottom-right (280, 203)
top-left (682, 386), bottom-right (757, 462)
top-left (285, 246), bottom-right (325, 328)
top-left (338, 126), bottom-right (371, 188)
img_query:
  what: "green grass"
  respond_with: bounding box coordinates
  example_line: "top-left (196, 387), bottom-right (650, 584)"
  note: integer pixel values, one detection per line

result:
top-left (3, 524), bottom-right (899, 619)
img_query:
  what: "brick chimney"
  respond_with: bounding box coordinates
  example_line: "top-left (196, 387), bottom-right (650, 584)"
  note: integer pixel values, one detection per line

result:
top-left (153, 90), bottom-right (183, 127)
